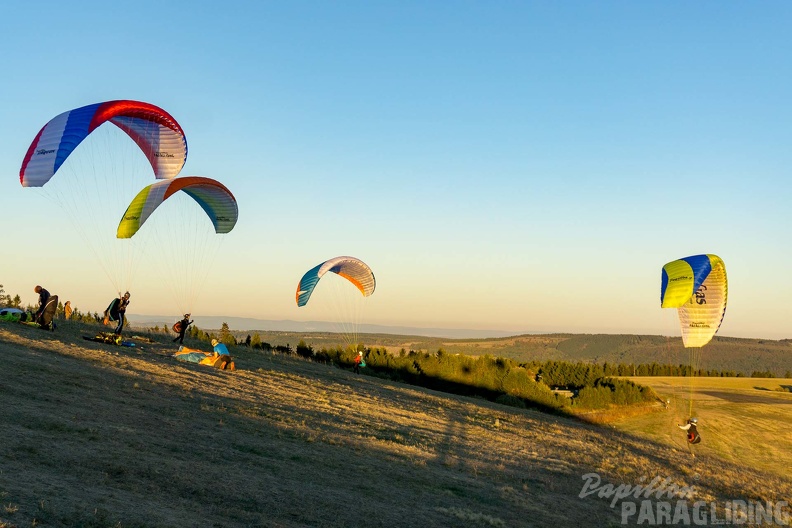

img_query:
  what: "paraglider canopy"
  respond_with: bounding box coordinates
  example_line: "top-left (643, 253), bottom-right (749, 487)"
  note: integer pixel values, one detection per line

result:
top-left (116, 176), bottom-right (238, 238)
top-left (296, 256), bottom-right (376, 307)
top-left (661, 254), bottom-right (727, 348)
top-left (20, 100), bottom-right (187, 187)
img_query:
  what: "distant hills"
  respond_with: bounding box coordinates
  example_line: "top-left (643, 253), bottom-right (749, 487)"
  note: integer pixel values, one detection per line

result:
top-left (126, 314), bottom-right (518, 339)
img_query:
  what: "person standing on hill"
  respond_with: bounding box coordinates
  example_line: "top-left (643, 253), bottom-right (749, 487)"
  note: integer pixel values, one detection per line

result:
top-left (353, 351), bottom-right (364, 374)
top-left (104, 292), bottom-right (131, 335)
top-left (33, 285), bottom-right (58, 330)
top-left (678, 418), bottom-right (701, 444)
top-left (173, 314), bottom-right (193, 344)
top-left (34, 285), bottom-right (50, 320)
top-left (115, 292), bottom-right (130, 335)
top-left (64, 301), bottom-right (72, 320)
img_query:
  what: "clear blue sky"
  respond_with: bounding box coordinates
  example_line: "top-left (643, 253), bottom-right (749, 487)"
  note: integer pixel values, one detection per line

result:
top-left (1, 1), bottom-right (790, 339)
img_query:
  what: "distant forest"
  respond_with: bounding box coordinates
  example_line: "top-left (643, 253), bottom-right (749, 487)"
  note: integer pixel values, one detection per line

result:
top-left (206, 330), bottom-right (792, 378)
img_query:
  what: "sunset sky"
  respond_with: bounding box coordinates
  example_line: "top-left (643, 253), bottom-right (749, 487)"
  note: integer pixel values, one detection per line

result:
top-left (1, 1), bottom-right (790, 339)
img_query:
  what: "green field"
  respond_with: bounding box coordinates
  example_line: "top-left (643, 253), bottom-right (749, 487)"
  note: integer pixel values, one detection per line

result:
top-left (616, 376), bottom-right (792, 478)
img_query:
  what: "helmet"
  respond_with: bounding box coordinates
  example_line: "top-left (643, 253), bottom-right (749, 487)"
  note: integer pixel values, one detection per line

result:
top-left (689, 418), bottom-right (698, 424)
top-left (211, 339), bottom-right (218, 346)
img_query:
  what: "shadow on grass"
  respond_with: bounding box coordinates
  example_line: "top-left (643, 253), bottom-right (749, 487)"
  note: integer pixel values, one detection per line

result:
top-left (370, 363), bottom-right (569, 417)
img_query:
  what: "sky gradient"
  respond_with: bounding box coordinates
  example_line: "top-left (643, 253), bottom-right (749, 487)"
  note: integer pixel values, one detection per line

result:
top-left (1, 1), bottom-right (790, 339)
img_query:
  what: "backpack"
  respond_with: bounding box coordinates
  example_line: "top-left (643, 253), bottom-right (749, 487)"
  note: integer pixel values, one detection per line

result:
top-left (95, 332), bottom-right (122, 345)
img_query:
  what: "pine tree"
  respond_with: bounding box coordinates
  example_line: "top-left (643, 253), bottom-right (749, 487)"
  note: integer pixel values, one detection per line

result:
top-left (0, 284), bottom-right (9, 306)
top-left (220, 322), bottom-right (234, 347)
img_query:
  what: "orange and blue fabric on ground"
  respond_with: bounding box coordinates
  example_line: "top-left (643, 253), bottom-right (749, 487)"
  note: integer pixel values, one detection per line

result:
top-left (174, 345), bottom-right (235, 370)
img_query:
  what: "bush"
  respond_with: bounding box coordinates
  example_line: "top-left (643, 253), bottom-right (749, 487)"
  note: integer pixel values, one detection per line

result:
top-left (296, 340), bottom-right (313, 359)
top-left (574, 386), bottom-right (612, 409)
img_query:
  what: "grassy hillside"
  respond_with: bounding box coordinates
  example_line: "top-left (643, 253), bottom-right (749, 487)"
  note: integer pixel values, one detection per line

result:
top-left (1, 321), bottom-right (791, 527)
top-left (230, 330), bottom-right (792, 377)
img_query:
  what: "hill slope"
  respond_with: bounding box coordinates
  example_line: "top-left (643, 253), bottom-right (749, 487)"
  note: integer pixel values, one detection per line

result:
top-left (1, 322), bottom-right (790, 527)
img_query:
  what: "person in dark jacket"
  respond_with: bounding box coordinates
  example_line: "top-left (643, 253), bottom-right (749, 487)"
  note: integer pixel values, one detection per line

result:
top-left (678, 418), bottom-right (701, 444)
top-left (104, 292), bottom-right (131, 335)
top-left (173, 313), bottom-right (193, 344)
top-left (33, 285), bottom-right (58, 330)
top-left (34, 285), bottom-right (50, 320)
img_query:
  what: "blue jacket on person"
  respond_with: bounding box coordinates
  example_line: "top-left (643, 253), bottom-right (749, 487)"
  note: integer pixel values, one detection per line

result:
top-left (213, 342), bottom-right (230, 356)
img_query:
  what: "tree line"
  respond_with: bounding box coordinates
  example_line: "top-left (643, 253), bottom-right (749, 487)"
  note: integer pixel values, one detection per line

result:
top-left (283, 342), bottom-right (659, 412)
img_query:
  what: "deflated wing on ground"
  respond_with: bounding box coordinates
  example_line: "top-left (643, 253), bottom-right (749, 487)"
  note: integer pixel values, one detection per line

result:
top-left (20, 100), bottom-right (187, 187)
top-left (661, 254), bottom-right (728, 348)
top-left (174, 347), bottom-right (235, 370)
top-left (116, 176), bottom-right (238, 238)
top-left (296, 256), bottom-right (376, 307)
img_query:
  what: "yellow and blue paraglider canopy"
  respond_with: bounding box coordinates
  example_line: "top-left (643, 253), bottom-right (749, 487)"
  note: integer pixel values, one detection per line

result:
top-left (661, 254), bottom-right (727, 348)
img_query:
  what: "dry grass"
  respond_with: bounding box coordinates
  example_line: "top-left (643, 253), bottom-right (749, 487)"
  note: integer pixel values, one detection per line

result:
top-left (0, 322), bottom-right (790, 527)
top-left (616, 376), bottom-right (792, 478)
